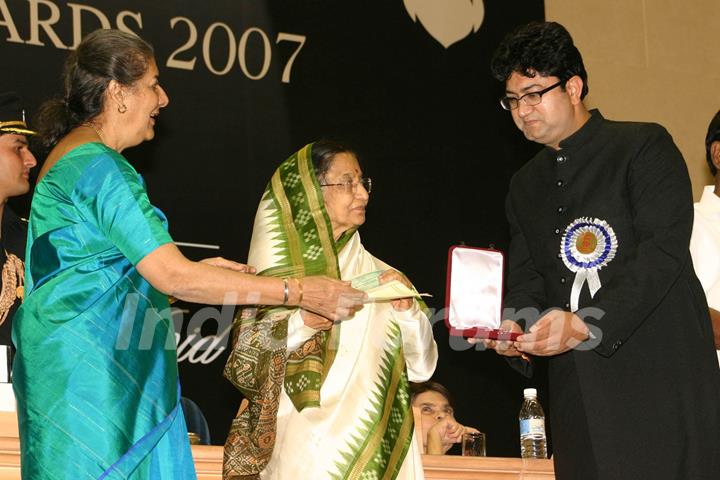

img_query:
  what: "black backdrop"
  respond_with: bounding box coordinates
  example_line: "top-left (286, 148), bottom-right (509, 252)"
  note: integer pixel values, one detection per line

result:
top-left (1, 0), bottom-right (546, 456)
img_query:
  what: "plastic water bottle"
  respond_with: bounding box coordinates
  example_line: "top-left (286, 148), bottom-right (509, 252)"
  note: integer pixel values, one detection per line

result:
top-left (519, 388), bottom-right (547, 458)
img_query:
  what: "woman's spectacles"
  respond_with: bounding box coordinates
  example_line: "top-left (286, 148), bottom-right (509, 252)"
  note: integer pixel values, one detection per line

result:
top-left (499, 80), bottom-right (564, 111)
top-left (319, 177), bottom-right (372, 194)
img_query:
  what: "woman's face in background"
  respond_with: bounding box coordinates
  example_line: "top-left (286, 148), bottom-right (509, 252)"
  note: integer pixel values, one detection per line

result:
top-left (412, 390), bottom-right (455, 447)
top-left (320, 152), bottom-right (369, 240)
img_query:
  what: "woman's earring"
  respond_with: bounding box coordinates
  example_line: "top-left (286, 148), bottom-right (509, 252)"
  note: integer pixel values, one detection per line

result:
top-left (118, 104), bottom-right (127, 114)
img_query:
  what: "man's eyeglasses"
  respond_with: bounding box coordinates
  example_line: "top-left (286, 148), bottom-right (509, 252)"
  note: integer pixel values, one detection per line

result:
top-left (319, 177), bottom-right (372, 194)
top-left (499, 80), bottom-right (564, 111)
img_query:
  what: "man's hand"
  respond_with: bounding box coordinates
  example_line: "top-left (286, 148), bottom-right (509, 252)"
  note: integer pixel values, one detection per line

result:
top-left (515, 310), bottom-right (589, 356)
top-left (469, 320), bottom-right (524, 357)
top-left (710, 308), bottom-right (720, 348)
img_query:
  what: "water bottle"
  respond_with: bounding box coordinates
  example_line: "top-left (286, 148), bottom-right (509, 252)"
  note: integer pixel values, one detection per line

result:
top-left (519, 388), bottom-right (547, 458)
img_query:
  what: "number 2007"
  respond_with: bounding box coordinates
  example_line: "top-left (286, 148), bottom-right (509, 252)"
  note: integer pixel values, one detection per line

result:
top-left (166, 17), bottom-right (306, 83)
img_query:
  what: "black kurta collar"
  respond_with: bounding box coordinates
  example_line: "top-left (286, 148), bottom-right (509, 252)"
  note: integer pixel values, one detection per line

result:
top-left (538, 109), bottom-right (604, 168)
top-left (557, 109), bottom-right (603, 151)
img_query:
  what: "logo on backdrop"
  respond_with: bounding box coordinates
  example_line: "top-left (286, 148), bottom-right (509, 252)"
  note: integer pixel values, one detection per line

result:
top-left (0, 1), bottom-right (306, 83)
top-left (403, 0), bottom-right (485, 48)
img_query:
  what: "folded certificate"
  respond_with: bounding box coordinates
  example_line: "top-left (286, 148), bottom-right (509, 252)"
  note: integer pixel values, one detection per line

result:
top-left (351, 271), bottom-right (431, 302)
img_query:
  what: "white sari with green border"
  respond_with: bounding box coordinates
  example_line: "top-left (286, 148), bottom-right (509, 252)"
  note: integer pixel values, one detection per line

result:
top-left (264, 231), bottom-right (438, 480)
top-left (223, 143), bottom-right (437, 479)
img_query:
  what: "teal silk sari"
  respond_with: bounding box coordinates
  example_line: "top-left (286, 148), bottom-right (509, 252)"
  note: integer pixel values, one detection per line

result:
top-left (12, 143), bottom-right (197, 479)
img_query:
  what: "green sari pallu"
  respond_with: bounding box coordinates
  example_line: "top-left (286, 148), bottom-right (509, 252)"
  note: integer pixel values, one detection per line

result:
top-left (222, 144), bottom-right (416, 479)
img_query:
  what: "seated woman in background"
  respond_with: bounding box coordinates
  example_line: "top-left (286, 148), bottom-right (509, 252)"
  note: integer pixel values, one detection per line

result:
top-left (223, 140), bottom-right (438, 479)
top-left (411, 381), bottom-right (480, 455)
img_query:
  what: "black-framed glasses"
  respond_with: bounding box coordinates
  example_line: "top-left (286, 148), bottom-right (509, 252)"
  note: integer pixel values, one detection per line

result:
top-left (499, 80), bottom-right (564, 111)
top-left (319, 177), bottom-right (372, 194)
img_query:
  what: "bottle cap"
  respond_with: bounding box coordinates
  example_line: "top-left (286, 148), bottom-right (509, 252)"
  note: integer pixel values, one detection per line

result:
top-left (523, 388), bottom-right (537, 398)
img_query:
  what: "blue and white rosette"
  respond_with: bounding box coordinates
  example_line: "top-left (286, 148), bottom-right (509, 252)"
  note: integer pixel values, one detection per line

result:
top-left (560, 217), bottom-right (618, 312)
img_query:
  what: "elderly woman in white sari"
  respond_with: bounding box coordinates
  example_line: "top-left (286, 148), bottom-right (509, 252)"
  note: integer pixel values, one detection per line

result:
top-left (223, 140), bottom-right (438, 479)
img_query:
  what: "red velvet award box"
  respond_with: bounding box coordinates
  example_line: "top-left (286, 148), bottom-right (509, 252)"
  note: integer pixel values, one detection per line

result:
top-left (445, 245), bottom-right (519, 341)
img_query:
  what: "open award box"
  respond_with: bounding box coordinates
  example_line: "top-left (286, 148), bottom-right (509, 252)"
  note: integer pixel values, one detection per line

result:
top-left (445, 245), bottom-right (520, 341)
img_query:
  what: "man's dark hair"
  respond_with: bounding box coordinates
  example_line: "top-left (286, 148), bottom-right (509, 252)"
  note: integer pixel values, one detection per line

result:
top-left (410, 381), bottom-right (455, 409)
top-left (705, 110), bottom-right (720, 176)
top-left (491, 21), bottom-right (589, 99)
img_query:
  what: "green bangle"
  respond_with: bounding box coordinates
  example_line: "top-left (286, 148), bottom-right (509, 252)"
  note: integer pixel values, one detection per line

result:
top-left (282, 278), bottom-right (289, 305)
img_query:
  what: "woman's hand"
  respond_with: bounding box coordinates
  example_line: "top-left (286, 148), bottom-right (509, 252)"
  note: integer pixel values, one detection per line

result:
top-left (299, 276), bottom-right (366, 321)
top-left (300, 309), bottom-right (333, 331)
top-left (379, 269), bottom-right (414, 311)
top-left (426, 417), bottom-right (467, 454)
top-left (200, 257), bottom-right (256, 274)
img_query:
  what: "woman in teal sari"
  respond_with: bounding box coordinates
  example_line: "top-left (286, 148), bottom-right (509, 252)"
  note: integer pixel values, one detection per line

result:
top-left (12, 30), bottom-right (364, 480)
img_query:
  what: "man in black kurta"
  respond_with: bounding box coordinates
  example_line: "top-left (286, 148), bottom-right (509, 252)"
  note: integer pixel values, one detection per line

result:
top-left (486, 22), bottom-right (720, 479)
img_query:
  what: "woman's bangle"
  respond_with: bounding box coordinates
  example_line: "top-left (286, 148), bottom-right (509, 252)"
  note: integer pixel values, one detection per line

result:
top-left (296, 278), bottom-right (304, 306)
top-left (282, 278), bottom-right (289, 305)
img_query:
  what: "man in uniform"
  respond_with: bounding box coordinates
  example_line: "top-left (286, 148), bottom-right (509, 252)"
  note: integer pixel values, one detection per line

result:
top-left (0, 92), bottom-right (37, 347)
top-left (483, 21), bottom-right (720, 480)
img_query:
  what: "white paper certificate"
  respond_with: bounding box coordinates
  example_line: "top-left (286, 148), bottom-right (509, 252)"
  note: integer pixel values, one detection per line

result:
top-left (351, 271), bottom-right (431, 302)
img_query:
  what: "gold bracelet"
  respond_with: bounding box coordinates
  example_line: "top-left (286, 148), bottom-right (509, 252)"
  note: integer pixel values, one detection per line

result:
top-left (282, 278), bottom-right (289, 305)
top-left (296, 278), bottom-right (304, 305)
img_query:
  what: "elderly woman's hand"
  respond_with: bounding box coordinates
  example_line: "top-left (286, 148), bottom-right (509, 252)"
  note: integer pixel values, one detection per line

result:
top-left (379, 269), bottom-right (414, 311)
top-left (200, 257), bottom-right (256, 274)
top-left (300, 310), bottom-right (333, 331)
top-left (299, 276), bottom-right (366, 321)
